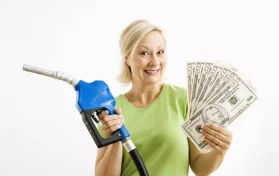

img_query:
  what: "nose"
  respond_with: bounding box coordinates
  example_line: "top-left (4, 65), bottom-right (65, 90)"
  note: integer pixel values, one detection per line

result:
top-left (150, 53), bottom-right (160, 65)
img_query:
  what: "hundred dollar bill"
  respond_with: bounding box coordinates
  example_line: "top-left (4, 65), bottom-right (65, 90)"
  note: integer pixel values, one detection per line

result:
top-left (182, 75), bottom-right (258, 152)
top-left (194, 75), bottom-right (239, 114)
top-left (201, 70), bottom-right (238, 109)
top-left (191, 62), bottom-right (212, 115)
top-left (193, 65), bottom-right (223, 114)
top-left (198, 67), bottom-right (232, 109)
top-left (188, 62), bottom-right (196, 116)
top-left (189, 62), bottom-right (204, 116)
top-left (187, 62), bottom-right (195, 111)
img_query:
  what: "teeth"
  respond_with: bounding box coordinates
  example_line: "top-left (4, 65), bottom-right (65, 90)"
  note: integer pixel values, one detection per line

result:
top-left (146, 70), bottom-right (158, 73)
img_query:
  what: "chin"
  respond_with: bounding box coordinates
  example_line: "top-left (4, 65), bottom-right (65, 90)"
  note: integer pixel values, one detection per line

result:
top-left (144, 77), bottom-right (162, 85)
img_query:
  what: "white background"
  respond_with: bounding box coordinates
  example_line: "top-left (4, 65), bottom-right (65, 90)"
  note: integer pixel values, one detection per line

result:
top-left (1, 0), bottom-right (278, 175)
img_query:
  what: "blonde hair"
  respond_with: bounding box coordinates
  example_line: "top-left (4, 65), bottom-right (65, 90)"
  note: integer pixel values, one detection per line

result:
top-left (116, 19), bottom-right (165, 85)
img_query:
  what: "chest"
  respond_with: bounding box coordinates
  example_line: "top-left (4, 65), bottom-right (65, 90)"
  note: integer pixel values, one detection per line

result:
top-left (122, 105), bottom-right (186, 148)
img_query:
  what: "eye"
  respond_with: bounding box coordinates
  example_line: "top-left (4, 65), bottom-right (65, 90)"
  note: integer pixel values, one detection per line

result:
top-left (140, 51), bottom-right (149, 56)
top-left (158, 50), bottom-right (164, 54)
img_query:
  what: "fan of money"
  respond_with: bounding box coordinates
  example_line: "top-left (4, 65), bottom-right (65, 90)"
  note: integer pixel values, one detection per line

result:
top-left (181, 62), bottom-right (258, 152)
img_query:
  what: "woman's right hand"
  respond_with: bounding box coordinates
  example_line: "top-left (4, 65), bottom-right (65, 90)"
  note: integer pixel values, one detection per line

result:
top-left (98, 108), bottom-right (124, 137)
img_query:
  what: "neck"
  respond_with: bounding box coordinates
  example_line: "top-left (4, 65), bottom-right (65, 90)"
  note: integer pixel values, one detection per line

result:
top-left (126, 81), bottom-right (164, 107)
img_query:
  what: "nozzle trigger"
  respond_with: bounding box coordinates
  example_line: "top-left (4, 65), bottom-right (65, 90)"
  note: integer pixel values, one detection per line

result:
top-left (91, 111), bottom-right (100, 123)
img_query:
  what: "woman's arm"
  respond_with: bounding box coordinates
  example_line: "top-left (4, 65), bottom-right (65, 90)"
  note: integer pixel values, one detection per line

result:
top-left (95, 108), bottom-right (124, 176)
top-left (95, 142), bottom-right (123, 176)
top-left (189, 123), bottom-right (233, 176)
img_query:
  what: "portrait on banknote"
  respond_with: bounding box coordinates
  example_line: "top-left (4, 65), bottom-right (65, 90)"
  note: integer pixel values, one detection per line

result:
top-left (201, 104), bottom-right (229, 126)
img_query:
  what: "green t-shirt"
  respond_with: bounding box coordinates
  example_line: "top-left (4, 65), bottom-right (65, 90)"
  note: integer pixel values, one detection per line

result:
top-left (100, 83), bottom-right (190, 176)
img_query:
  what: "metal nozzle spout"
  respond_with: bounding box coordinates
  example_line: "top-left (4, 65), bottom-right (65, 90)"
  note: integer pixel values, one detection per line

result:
top-left (22, 64), bottom-right (79, 87)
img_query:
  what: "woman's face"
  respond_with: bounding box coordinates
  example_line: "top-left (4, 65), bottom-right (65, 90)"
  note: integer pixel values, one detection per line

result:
top-left (126, 31), bottom-right (167, 85)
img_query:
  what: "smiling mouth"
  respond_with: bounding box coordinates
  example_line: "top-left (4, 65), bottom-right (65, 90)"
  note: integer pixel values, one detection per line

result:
top-left (144, 69), bottom-right (160, 74)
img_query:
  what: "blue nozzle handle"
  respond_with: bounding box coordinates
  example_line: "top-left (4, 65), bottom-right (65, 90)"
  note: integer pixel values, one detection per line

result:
top-left (75, 80), bottom-right (130, 147)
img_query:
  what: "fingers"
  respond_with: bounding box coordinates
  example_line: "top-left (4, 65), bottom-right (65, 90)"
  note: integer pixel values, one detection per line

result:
top-left (201, 123), bottom-right (233, 154)
top-left (101, 116), bottom-right (123, 131)
top-left (115, 108), bottom-right (122, 115)
top-left (203, 136), bottom-right (222, 151)
top-left (202, 129), bottom-right (230, 151)
top-left (98, 110), bottom-right (109, 120)
top-left (208, 123), bottom-right (232, 137)
top-left (202, 123), bottom-right (232, 144)
top-left (98, 108), bottom-right (124, 136)
top-left (98, 108), bottom-right (122, 120)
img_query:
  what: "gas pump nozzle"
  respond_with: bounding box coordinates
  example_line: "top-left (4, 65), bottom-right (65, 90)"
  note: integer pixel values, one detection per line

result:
top-left (23, 64), bottom-right (149, 176)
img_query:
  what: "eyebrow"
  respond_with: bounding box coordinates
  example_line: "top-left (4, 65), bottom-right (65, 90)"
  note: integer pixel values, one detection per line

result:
top-left (139, 45), bottom-right (165, 50)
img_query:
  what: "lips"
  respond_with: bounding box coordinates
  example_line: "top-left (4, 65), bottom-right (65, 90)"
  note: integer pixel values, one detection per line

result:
top-left (144, 69), bottom-right (160, 75)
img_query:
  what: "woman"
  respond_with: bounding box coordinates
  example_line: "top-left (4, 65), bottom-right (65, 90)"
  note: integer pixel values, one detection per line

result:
top-left (95, 19), bottom-right (232, 176)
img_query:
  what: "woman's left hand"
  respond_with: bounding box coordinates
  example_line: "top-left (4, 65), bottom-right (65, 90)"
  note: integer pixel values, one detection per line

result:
top-left (201, 123), bottom-right (233, 156)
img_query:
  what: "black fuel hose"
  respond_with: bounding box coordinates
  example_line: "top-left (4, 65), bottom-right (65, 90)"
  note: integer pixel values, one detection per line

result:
top-left (129, 149), bottom-right (149, 176)
top-left (122, 137), bottom-right (149, 176)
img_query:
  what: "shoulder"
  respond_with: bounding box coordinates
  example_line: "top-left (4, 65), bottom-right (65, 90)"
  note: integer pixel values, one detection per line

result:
top-left (114, 93), bottom-right (126, 108)
top-left (163, 83), bottom-right (188, 120)
top-left (161, 83), bottom-right (188, 106)
top-left (165, 83), bottom-right (187, 92)
top-left (163, 83), bottom-right (188, 99)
